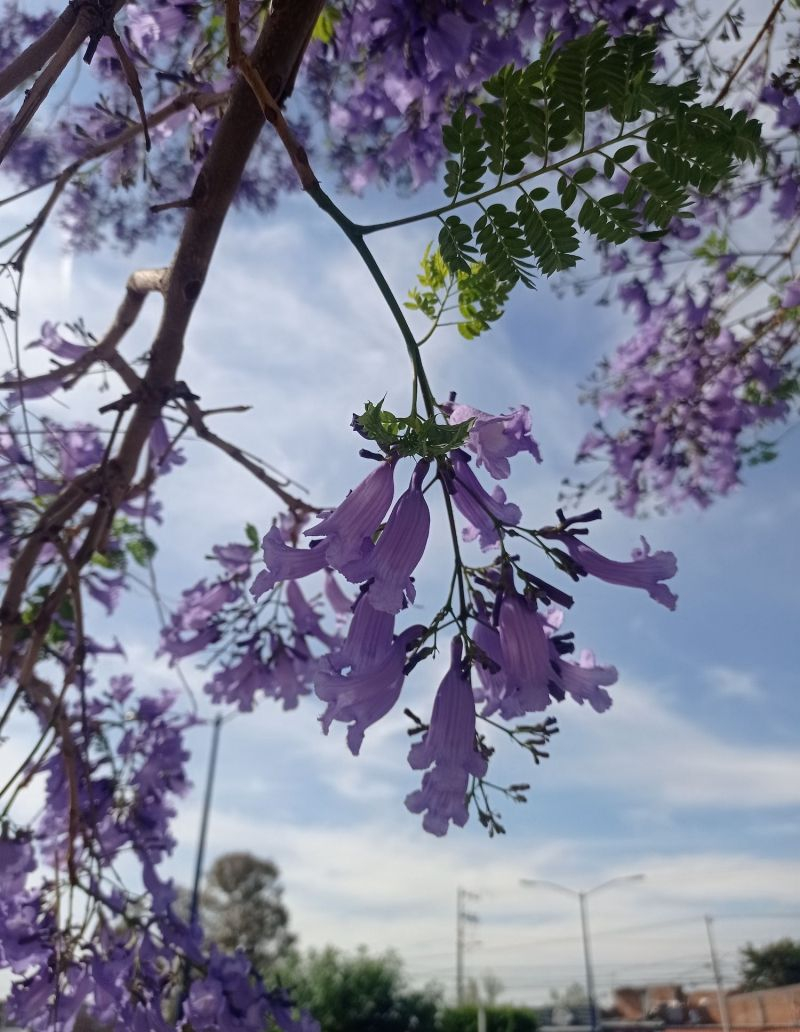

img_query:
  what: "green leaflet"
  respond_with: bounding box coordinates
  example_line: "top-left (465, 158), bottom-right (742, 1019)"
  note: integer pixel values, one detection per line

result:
top-left (416, 25), bottom-right (761, 326)
top-left (405, 246), bottom-right (511, 340)
top-left (354, 400), bottom-right (474, 459)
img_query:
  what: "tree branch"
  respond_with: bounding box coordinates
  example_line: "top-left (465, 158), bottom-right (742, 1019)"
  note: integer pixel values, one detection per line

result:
top-left (0, 0), bottom-right (325, 681)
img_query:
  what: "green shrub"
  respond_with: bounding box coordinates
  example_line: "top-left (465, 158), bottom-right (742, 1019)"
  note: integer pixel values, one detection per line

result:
top-left (441, 1004), bottom-right (538, 1032)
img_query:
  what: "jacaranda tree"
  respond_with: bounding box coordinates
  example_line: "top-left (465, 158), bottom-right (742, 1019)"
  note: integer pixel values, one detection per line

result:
top-left (0, 0), bottom-right (796, 1029)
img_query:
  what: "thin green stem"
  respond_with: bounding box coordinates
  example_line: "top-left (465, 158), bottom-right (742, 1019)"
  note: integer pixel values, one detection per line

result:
top-left (437, 460), bottom-right (469, 629)
top-left (416, 274), bottom-right (457, 348)
top-left (308, 183), bottom-right (438, 419)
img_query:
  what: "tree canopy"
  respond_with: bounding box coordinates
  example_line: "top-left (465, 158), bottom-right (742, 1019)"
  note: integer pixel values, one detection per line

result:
top-left (277, 946), bottom-right (441, 1032)
top-left (739, 939), bottom-right (800, 992)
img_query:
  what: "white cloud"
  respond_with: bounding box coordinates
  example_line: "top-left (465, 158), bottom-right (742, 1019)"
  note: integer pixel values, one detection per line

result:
top-left (704, 665), bottom-right (764, 701)
top-left (549, 678), bottom-right (800, 809)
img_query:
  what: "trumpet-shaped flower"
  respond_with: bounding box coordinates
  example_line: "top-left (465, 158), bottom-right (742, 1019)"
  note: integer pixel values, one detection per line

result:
top-left (448, 449), bottom-right (521, 549)
top-left (251, 526), bottom-right (326, 600)
top-left (496, 591), bottom-right (554, 717)
top-left (556, 533), bottom-right (678, 610)
top-left (405, 639), bottom-right (488, 836)
top-left (557, 649), bottom-right (616, 713)
top-left (316, 625), bottom-right (423, 755)
top-left (304, 458), bottom-right (396, 569)
top-left (343, 461), bottom-right (431, 613)
top-left (448, 402), bottom-right (541, 479)
top-left (324, 589), bottom-right (394, 673)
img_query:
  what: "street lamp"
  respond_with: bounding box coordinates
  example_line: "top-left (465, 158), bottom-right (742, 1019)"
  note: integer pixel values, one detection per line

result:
top-left (519, 874), bottom-right (645, 1032)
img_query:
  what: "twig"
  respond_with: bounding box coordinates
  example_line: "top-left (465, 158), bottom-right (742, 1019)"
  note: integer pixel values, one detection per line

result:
top-left (0, 13), bottom-right (93, 165)
top-left (109, 28), bottom-right (151, 151)
top-left (0, 1), bottom-right (81, 100)
top-left (224, 0), bottom-right (318, 191)
top-left (0, 268), bottom-right (167, 393)
top-left (713, 0), bottom-right (786, 104)
top-left (180, 394), bottom-right (316, 513)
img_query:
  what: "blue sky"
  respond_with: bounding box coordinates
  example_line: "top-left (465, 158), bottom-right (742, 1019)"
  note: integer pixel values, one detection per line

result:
top-left (2, 157), bottom-right (799, 1008)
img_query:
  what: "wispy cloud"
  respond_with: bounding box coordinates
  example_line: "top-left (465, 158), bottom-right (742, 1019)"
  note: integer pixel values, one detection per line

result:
top-left (704, 666), bottom-right (764, 701)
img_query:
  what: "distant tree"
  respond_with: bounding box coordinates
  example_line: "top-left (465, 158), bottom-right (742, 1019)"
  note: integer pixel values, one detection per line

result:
top-left (464, 972), bottom-right (505, 1006)
top-left (278, 946), bottom-right (440, 1032)
top-left (200, 852), bottom-right (296, 972)
top-left (739, 939), bottom-right (800, 991)
top-left (549, 983), bottom-right (589, 1008)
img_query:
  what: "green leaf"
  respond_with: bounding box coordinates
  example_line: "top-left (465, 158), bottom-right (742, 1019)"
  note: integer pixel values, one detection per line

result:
top-left (572, 166), bottom-right (597, 184)
top-left (312, 6), bottom-right (341, 44)
top-left (442, 107), bottom-right (487, 200)
top-left (419, 417), bottom-right (475, 457)
top-left (353, 401), bottom-right (475, 460)
top-left (127, 536), bottom-right (157, 567)
top-left (578, 192), bottom-right (640, 244)
top-left (516, 195), bottom-right (580, 276)
top-left (245, 523), bottom-right (260, 550)
top-left (614, 144), bottom-right (639, 162)
top-left (438, 215), bottom-right (477, 274)
top-left (480, 65), bottom-right (531, 179)
top-left (474, 203), bottom-right (536, 288)
top-left (552, 24), bottom-right (611, 134)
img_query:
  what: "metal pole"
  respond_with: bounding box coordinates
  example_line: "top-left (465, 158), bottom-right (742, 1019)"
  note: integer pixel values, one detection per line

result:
top-left (457, 887), bottom-right (465, 1006)
top-left (579, 892), bottom-right (599, 1032)
top-left (189, 714), bottom-right (223, 924)
top-left (178, 715), bottom-right (223, 1014)
top-left (705, 915), bottom-right (731, 1032)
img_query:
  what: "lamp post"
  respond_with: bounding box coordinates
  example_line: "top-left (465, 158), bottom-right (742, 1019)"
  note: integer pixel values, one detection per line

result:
top-left (520, 875), bottom-right (644, 1032)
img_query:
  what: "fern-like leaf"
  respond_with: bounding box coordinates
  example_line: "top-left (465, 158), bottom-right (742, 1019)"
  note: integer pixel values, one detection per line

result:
top-left (442, 106), bottom-right (487, 201)
top-left (515, 194), bottom-right (580, 276)
top-left (578, 192), bottom-right (640, 244)
top-left (438, 215), bottom-right (478, 274)
top-left (474, 203), bottom-right (536, 287)
top-left (480, 65), bottom-right (531, 180)
top-left (553, 25), bottom-right (611, 136)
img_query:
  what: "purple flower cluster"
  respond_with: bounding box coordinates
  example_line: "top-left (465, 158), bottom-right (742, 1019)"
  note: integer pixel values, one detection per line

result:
top-left (0, 670), bottom-right (317, 1032)
top-left (305, 0), bottom-right (677, 194)
top-left (220, 398), bottom-right (677, 835)
top-left (577, 58), bottom-right (800, 512)
top-left (579, 285), bottom-right (793, 513)
top-left (0, 0), bottom-right (682, 251)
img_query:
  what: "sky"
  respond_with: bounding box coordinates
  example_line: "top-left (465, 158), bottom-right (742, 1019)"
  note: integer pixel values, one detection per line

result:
top-left (1, 115), bottom-right (799, 1008)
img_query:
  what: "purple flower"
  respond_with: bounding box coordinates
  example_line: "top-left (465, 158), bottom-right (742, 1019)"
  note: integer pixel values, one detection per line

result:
top-left (405, 638), bottom-right (488, 836)
top-left (471, 605), bottom-right (505, 716)
top-left (158, 578), bottom-right (239, 662)
top-left (211, 542), bottom-right (253, 577)
top-left (324, 569), bottom-right (353, 620)
top-left (496, 591), bottom-right (554, 717)
top-left (448, 449), bottom-right (521, 549)
top-left (343, 461), bottom-right (430, 613)
top-left (556, 533), bottom-right (678, 610)
top-left (206, 647), bottom-right (268, 711)
top-left (148, 417), bottom-right (186, 475)
top-left (286, 579), bottom-right (336, 646)
top-left (304, 457), bottom-right (396, 570)
top-left (316, 624), bottom-right (423, 754)
top-left (26, 321), bottom-right (88, 361)
top-left (781, 279), bottom-right (800, 309)
top-left (251, 525), bottom-right (326, 599)
top-left (264, 638), bottom-right (313, 710)
top-left (448, 402), bottom-right (542, 479)
top-left (324, 589), bottom-right (394, 673)
top-left (557, 649), bottom-right (616, 713)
